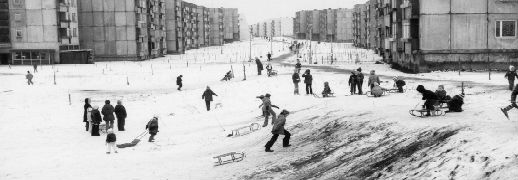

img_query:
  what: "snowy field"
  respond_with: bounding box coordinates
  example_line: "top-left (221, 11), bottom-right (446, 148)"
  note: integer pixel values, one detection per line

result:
top-left (1, 38), bottom-right (518, 180)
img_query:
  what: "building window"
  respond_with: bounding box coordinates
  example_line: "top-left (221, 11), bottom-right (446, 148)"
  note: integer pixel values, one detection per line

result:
top-left (13, 0), bottom-right (22, 5)
top-left (496, 20), bottom-right (517, 38)
top-left (73, 28), bottom-right (77, 37)
top-left (16, 29), bottom-right (22, 38)
top-left (14, 13), bottom-right (21, 22)
top-left (72, 13), bottom-right (76, 22)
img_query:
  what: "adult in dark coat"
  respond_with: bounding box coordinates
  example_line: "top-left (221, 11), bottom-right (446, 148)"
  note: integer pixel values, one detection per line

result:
top-left (114, 100), bottom-right (127, 131)
top-left (101, 100), bottom-right (115, 131)
top-left (505, 65), bottom-right (518, 90)
top-left (348, 72), bottom-right (358, 95)
top-left (302, 69), bottom-right (313, 95)
top-left (255, 58), bottom-right (263, 75)
top-left (176, 75), bottom-right (183, 91)
top-left (356, 68), bottom-right (364, 94)
top-left (202, 86), bottom-right (218, 111)
top-left (265, 110), bottom-right (291, 152)
top-left (91, 106), bottom-right (102, 136)
top-left (146, 116), bottom-right (159, 142)
top-left (292, 70), bottom-right (301, 95)
top-left (416, 85), bottom-right (439, 116)
top-left (83, 98), bottom-right (92, 131)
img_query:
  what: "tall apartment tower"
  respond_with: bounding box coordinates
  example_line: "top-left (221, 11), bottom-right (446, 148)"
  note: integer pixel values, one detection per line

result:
top-left (222, 8), bottom-right (239, 43)
top-left (208, 8), bottom-right (223, 45)
top-left (336, 8), bottom-right (353, 43)
top-left (78, 0), bottom-right (166, 61)
top-left (197, 6), bottom-right (210, 47)
top-left (165, 0), bottom-right (182, 54)
top-left (182, 1), bottom-right (198, 50)
top-left (0, 0), bottom-right (91, 65)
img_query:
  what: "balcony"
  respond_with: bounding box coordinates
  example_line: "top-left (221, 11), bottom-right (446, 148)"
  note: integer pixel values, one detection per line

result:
top-left (59, 6), bottom-right (69, 12)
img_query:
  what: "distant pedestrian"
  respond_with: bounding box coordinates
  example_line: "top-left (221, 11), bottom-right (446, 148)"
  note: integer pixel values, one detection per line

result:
top-left (202, 86), bottom-right (218, 111)
top-left (33, 64), bottom-right (38, 73)
top-left (356, 68), bottom-right (364, 94)
top-left (292, 70), bottom-right (300, 95)
top-left (302, 69), bottom-right (313, 95)
top-left (26, 71), bottom-right (34, 85)
top-left (348, 71), bottom-right (358, 95)
top-left (83, 98), bottom-right (92, 131)
top-left (255, 57), bottom-right (263, 75)
top-left (177, 75), bottom-right (183, 91)
top-left (266, 63), bottom-right (273, 77)
top-left (265, 110), bottom-right (291, 152)
top-left (505, 65), bottom-right (518, 90)
top-left (101, 100), bottom-right (115, 131)
top-left (114, 100), bottom-right (127, 131)
top-left (367, 70), bottom-right (380, 90)
top-left (146, 116), bottom-right (159, 142)
top-left (91, 105), bottom-right (102, 136)
top-left (105, 129), bottom-right (118, 154)
top-left (267, 53), bottom-right (272, 61)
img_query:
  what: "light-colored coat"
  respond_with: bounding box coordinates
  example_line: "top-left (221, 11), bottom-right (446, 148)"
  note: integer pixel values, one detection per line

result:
top-left (271, 114), bottom-right (286, 135)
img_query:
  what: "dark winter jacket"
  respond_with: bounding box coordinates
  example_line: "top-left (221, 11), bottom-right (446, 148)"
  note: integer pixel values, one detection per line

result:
top-left (292, 73), bottom-right (300, 83)
top-left (417, 85), bottom-right (438, 100)
top-left (176, 76), bottom-right (182, 85)
top-left (395, 80), bottom-right (406, 88)
top-left (202, 89), bottom-right (217, 101)
top-left (106, 133), bottom-right (116, 143)
top-left (101, 103), bottom-right (115, 121)
top-left (357, 72), bottom-right (364, 83)
top-left (114, 105), bottom-right (127, 119)
top-left (511, 86), bottom-right (518, 103)
top-left (302, 73), bottom-right (313, 84)
top-left (447, 95), bottom-right (464, 112)
top-left (146, 119), bottom-right (159, 134)
top-left (83, 99), bottom-right (91, 122)
top-left (256, 59), bottom-right (263, 70)
top-left (295, 63), bottom-right (301, 69)
top-left (322, 85), bottom-right (332, 95)
top-left (435, 90), bottom-right (448, 100)
top-left (91, 109), bottom-right (102, 125)
top-left (349, 73), bottom-right (358, 86)
top-left (505, 71), bottom-right (518, 81)
top-left (272, 114), bottom-right (287, 135)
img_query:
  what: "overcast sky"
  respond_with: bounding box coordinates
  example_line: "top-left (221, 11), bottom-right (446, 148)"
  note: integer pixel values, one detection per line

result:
top-left (186, 0), bottom-right (368, 24)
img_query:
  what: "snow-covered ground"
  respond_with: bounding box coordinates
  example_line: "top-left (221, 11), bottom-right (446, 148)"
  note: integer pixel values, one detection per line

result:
top-left (1, 39), bottom-right (518, 180)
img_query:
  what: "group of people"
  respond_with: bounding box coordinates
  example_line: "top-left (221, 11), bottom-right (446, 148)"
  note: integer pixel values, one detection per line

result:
top-left (255, 56), bottom-right (277, 77)
top-left (83, 98), bottom-right (127, 136)
top-left (416, 85), bottom-right (464, 116)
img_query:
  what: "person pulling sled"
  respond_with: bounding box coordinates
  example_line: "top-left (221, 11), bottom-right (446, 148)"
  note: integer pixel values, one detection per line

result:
top-left (146, 116), bottom-right (159, 142)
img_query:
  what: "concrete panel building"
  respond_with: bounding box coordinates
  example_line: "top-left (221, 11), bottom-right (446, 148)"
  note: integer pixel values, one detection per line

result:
top-left (182, 1), bottom-right (198, 50)
top-left (294, 8), bottom-right (354, 42)
top-left (238, 14), bottom-right (249, 41)
top-left (222, 8), bottom-right (239, 43)
top-left (0, 0), bottom-right (90, 65)
top-left (78, 0), bottom-right (166, 61)
top-left (336, 8), bottom-right (354, 42)
top-left (165, 0), bottom-right (182, 54)
top-left (208, 8), bottom-right (223, 45)
top-left (197, 6), bottom-right (210, 47)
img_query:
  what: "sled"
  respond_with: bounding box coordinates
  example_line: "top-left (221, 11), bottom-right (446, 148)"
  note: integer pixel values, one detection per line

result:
top-left (117, 131), bottom-right (148, 148)
top-left (99, 124), bottom-right (107, 134)
top-left (215, 103), bottom-right (223, 109)
top-left (227, 123), bottom-right (261, 137)
top-left (365, 90), bottom-right (386, 97)
top-left (267, 70), bottom-right (278, 76)
top-left (409, 109), bottom-right (445, 117)
top-left (385, 88), bottom-right (405, 93)
top-left (213, 152), bottom-right (246, 166)
top-left (436, 100), bottom-right (450, 109)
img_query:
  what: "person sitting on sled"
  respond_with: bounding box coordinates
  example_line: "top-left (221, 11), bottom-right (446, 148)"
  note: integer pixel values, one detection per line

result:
top-left (501, 86), bottom-right (518, 119)
top-left (221, 71), bottom-right (233, 81)
top-left (447, 94), bottom-right (464, 113)
top-left (371, 82), bottom-right (386, 97)
top-left (322, 82), bottom-right (333, 97)
top-left (416, 85), bottom-right (439, 116)
top-left (435, 85), bottom-right (451, 103)
top-left (393, 77), bottom-right (406, 93)
top-left (266, 63), bottom-right (273, 77)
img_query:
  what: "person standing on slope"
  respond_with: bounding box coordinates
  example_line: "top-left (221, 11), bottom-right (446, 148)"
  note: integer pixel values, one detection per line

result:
top-left (265, 110), bottom-right (291, 152)
top-left (255, 57), bottom-right (263, 75)
top-left (356, 68), bottom-right (364, 94)
top-left (348, 71), bottom-right (358, 95)
top-left (505, 65), bottom-right (518, 91)
top-left (83, 98), bottom-right (92, 131)
top-left (101, 100), bottom-right (115, 131)
top-left (176, 75), bottom-right (183, 91)
top-left (302, 69), bottom-right (313, 95)
top-left (114, 100), bottom-right (127, 131)
top-left (91, 105), bottom-right (102, 136)
top-left (259, 93), bottom-right (279, 127)
top-left (292, 70), bottom-right (301, 95)
top-left (202, 86), bottom-right (218, 111)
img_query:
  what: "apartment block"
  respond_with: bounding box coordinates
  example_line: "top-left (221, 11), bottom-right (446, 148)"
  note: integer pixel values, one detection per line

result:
top-left (0, 0), bottom-right (91, 65)
top-left (78, 0), bottom-right (166, 61)
top-left (222, 8), bottom-right (239, 43)
top-left (197, 6), bottom-right (210, 47)
top-left (293, 8), bottom-right (354, 43)
top-left (208, 8), bottom-right (223, 46)
top-left (353, 0), bottom-right (518, 73)
top-left (165, 0), bottom-right (182, 54)
top-left (182, 1), bottom-right (198, 50)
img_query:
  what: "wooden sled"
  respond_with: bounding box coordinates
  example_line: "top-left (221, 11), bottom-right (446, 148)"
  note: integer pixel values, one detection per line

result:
top-left (213, 152), bottom-right (246, 166)
top-left (385, 88), bottom-right (405, 93)
top-left (117, 131), bottom-right (148, 148)
top-left (365, 90), bottom-right (386, 97)
top-left (409, 109), bottom-right (445, 117)
top-left (267, 70), bottom-right (278, 76)
top-left (227, 123), bottom-right (261, 137)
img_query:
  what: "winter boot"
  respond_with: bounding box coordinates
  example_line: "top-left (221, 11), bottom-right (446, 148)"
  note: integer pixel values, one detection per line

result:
top-left (265, 147), bottom-right (274, 152)
top-left (283, 145), bottom-right (291, 148)
top-left (501, 108), bottom-right (510, 119)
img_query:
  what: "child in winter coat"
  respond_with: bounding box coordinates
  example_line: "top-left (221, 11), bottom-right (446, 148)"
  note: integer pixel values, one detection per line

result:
top-left (349, 71), bottom-right (358, 95)
top-left (435, 85), bottom-right (451, 102)
top-left (259, 94), bottom-right (279, 127)
top-left (265, 110), bottom-right (291, 152)
top-left (176, 75), bottom-right (183, 90)
top-left (505, 65), bottom-right (518, 91)
top-left (356, 68), bottom-right (364, 94)
top-left (501, 85), bottom-right (518, 119)
top-left (447, 94), bottom-right (464, 113)
top-left (393, 77), bottom-right (406, 93)
top-left (371, 82), bottom-right (386, 97)
top-left (292, 70), bottom-right (301, 95)
top-left (302, 69), bottom-right (313, 95)
top-left (105, 129), bottom-right (118, 154)
top-left (146, 116), bottom-right (159, 142)
top-left (416, 85), bottom-right (439, 116)
top-left (91, 105), bottom-right (102, 136)
top-left (367, 70), bottom-right (380, 90)
top-left (322, 82), bottom-right (333, 97)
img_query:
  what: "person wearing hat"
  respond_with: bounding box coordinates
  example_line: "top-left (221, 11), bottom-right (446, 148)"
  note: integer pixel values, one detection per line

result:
top-left (176, 75), bottom-right (183, 91)
top-left (367, 70), bottom-right (380, 90)
top-left (302, 69), bottom-right (313, 95)
top-left (255, 57), bottom-right (263, 75)
top-left (416, 85), bottom-right (439, 116)
top-left (101, 100), bottom-right (115, 131)
top-left (505, 65), bottom-right (518, 91)
top-left (348, 71), bottom-right (358, 95)
top-left (105, 129), bottom-right (118, 154)
top-left (292, 69), bottom-right (301, 95)
top-left (146, 116), bottom-right (159, 142)
top-left (114, 100), bottom-right (127, 131)
top-left (370, 82), bottom-right (386, 97)
top-left (202, 86), bottom-right (218, 111)
top-left (322, 82), bottom-right (333, 97)
top-left (447, 94), bottom-right (464, 113)
top-left (265, 110), bottom-right (291, 152)
top-left (393, 77), bottom-right (406, 93)
top-left (90, 105), bottom-right (102, 136)
top-left (356, 68), bottom-right (364, 94)
top-left (259, 93), bottom-right (279, 127)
